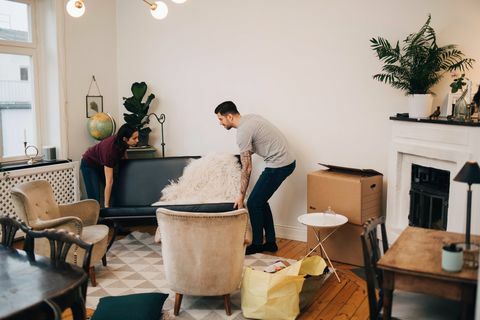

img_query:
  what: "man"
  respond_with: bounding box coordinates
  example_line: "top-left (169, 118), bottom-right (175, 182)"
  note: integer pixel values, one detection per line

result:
top-left (215, 101), bottom-right (296, 255)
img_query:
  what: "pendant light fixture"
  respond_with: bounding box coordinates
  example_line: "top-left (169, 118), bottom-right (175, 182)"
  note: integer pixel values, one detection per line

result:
top-left (66, 0), bottom-right (187, 20)
top-left (66, 0), bottom-right (85, 18)
top-left (143, 0), bottom-right (168, 20)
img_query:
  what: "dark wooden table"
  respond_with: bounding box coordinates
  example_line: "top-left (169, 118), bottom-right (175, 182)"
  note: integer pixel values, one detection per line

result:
top-left (0, 246), bottom-right (88, 320)
top-left (378, 227), bottom-right (479, 320)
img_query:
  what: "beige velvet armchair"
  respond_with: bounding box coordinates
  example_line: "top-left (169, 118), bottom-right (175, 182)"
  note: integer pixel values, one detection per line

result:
top-left (156, 208), bottom-right (251, 316)
top-left (11, 180), bottom-right (109, 286)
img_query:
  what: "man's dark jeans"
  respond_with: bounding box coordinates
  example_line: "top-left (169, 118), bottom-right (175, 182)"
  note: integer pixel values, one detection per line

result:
top-left (247, 161), bottom-right (296, 245)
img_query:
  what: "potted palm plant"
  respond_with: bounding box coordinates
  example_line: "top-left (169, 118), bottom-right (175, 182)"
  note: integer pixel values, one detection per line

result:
top-left (371, 15), bottom-right (475, 118)
top-left (123, 81), bottom-right (155, 146)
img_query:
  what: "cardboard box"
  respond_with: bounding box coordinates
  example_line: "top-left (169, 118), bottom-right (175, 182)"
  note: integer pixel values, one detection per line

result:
top-left (306, 164), bottom-right (383, 267)
top-left (307, 222), bottom-right (365, 266)
top-left (307, 164), bottom-right (383, 225)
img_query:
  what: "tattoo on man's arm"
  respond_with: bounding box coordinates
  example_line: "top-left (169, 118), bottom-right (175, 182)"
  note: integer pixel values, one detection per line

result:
top-left (240, 151), bottom-right (252, 196)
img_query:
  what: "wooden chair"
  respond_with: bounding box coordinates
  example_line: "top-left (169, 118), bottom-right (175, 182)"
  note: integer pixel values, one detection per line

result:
top-left (0, 213), bottom-right (31, 248)
top-left (361, 216), bottom-right (389, 320)
top-left (0, 215), bottom-right (92, 320)
top-left (25, 228), bottom-right (93, 299)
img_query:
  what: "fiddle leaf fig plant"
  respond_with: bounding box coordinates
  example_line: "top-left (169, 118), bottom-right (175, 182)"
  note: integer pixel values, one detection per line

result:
top-left (123, 81), bottom-right (155, 135)
top-left (370, 14), bottom-right (475, 95)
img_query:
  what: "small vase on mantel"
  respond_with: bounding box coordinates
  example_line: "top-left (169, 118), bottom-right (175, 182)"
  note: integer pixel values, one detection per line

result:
top-left (408, 94), bottom-right (433, 119)
top-left (453, 89), bottom-right (469, 121)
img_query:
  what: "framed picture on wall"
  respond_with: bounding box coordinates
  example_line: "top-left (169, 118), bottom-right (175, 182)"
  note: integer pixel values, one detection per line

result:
top-left (86, 95), bottom-right (103, 118)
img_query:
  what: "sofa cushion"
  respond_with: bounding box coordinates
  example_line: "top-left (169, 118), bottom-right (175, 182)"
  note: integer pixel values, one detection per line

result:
top-left (110, 157), bottom-right (198, 207)
top-left (100, 203), bottom-right (236, 219)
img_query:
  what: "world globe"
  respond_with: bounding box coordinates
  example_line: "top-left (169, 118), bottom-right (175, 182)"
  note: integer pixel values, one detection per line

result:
top-left (87, 112), bottom-right (116, 141)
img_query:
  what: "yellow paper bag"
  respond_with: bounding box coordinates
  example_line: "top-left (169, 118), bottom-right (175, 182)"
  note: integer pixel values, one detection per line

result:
top-left (241, 256), bottom-right (326, 320)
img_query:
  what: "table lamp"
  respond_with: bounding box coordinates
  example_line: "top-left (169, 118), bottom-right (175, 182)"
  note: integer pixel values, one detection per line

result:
top-left (453, 160), bottom-right (480, 249)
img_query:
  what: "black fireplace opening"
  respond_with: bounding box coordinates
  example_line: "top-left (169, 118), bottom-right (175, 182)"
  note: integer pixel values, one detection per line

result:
top-left (409, 164), bottom-right (450, 230)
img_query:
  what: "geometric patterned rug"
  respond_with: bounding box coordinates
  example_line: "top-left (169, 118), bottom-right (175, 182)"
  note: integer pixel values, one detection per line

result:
top-left (86, 232), bottom-right (300, 319)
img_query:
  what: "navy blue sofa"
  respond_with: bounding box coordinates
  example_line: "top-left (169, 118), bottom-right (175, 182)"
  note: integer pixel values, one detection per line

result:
top-left (99, 156), bottom-right (235, 248)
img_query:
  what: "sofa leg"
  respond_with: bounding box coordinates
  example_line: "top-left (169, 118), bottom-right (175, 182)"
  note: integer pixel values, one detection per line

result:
top-left (223, 294), bottom-right (232, 316)
top-left (89, 266), bottom-right (97, 287)
top-left (174, 293), bottom-right (183, 316)
top-left (105, 221), bottom-right (119, 252)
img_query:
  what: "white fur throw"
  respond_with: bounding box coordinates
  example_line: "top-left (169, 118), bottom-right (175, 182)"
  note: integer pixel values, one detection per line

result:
top-left (152, 153), bottom-right (241, 206)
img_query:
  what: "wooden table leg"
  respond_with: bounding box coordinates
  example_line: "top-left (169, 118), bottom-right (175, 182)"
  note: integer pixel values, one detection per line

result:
top-left (460, 284), bottom-right (476, 320)
top-left (382, 270), bottom-right (394, 320)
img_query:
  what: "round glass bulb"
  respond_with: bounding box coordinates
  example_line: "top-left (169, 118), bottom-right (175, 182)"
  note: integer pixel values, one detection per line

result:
top-left (151, 1), bottom-right (168, 20)
top-left (171, 0), bottom-right (187, 4)
top-left (66, 0), bottom-right (85, 18)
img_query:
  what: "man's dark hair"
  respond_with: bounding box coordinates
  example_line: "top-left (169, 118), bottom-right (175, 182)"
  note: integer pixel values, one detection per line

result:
top-left (214, 101), bottom-right (239, 115)
top-left (115, 123), bottom-right (137, 148)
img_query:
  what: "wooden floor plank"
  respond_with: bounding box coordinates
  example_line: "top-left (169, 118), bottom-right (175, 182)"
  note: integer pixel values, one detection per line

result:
top-left (316, 280), bottom-right (358, 320)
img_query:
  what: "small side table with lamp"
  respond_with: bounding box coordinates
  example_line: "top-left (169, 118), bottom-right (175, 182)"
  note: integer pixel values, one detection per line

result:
top-left (453, 160), bottom-right (480, 268)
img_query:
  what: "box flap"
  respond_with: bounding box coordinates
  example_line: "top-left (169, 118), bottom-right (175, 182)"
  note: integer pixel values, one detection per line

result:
top-left (318, 163), bottom-right (382, 177)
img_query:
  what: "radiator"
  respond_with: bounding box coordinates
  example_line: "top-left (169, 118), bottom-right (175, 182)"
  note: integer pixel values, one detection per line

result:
top-left (0, 161), bottom-right (80, 216)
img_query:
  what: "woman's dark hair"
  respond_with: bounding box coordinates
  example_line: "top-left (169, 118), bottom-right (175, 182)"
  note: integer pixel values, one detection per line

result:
top-left (214, 101), bottom-right (239, 115)
top-left (115, 123), bottom-right (137, 148)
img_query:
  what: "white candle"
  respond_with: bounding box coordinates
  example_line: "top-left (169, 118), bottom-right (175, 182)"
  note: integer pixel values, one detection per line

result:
top-left (23, 129), bottom-right (26, 142)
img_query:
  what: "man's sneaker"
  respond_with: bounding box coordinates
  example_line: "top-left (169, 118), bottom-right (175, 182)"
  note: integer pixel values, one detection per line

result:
top-left (263, 242), bottom-right (278, 253)
top-left (245, 244), bottom-right (264, 255)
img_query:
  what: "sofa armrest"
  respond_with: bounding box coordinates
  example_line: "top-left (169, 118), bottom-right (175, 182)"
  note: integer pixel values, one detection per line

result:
top-left (58, 199), bottom-right (100, 226)
top-left (31, 216), bottom-right (83, 236)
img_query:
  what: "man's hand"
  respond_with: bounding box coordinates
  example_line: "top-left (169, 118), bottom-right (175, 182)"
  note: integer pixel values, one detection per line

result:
top-left (234, 195), bottom-right (245, 209)
top-left (236, 151), bottom-right (252, 209)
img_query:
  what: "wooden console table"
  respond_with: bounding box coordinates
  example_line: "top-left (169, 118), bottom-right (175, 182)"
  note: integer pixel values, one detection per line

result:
top-left (126, 146), bottom-right (158, 159)
top-left (378, 227), bottom-right (478, 320)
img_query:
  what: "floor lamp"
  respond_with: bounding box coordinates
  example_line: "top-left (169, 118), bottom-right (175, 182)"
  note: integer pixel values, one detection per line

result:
top-left (454, 161), bottom-right (480, 268)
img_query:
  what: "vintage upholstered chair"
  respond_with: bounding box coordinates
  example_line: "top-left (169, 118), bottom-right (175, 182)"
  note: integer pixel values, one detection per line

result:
top-left (361, 216), bottom-right (460, 320)
top-left (157, 208), bottom-right (251, 316)
top-left (11, 179), bottom-right (108, 286)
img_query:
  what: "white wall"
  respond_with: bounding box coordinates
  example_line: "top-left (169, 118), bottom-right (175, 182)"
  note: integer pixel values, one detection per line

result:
top-left (64, 0), bottom-right (118, 160)
top-left (63, 0), bottom-right (480, 240)
top-left (113, 0), bottom-right (480, 240)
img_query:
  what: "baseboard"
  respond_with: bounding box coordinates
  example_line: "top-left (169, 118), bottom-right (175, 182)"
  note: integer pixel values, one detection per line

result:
top-left (275, 224), bottom-right (307, 242)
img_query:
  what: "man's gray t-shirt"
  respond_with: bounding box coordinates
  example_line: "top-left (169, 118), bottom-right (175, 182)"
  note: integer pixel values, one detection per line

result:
top-left (236, 114), bottom-right (295, 168)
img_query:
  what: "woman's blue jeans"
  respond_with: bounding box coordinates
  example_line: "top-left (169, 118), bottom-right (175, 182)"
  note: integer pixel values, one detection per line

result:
top-left (247, 161), bottom-right (296, 245)
top-left (80, 159), bottom-right (103, 203)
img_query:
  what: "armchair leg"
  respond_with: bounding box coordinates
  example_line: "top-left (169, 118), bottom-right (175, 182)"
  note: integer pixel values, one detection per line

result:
top-left (223, 294), bottom-right (232, 316)
top-left (174, 293), bottom-right (183, 316)
top-left (89, 266), bottom-right (97, 287)
top-left (102, 254), bottom-right (107, 266)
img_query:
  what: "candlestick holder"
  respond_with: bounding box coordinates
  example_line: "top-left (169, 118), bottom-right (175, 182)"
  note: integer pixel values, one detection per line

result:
top-left (25, 144), bottom-right (39, 165)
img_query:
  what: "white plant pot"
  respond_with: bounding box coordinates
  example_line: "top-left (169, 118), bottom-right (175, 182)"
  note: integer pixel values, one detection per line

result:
top-left (408, 94), bottom-right (433, 119)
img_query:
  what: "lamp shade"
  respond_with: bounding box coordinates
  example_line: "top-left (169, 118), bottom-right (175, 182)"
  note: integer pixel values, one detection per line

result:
top-left (171, 0), bottom-right (187, 3)
top-left (454, 161), bottom-right (480, 185)
top-left (150, 1), bottom-right (168, 19)
top-left (66, 0), bottom-right (85, 18)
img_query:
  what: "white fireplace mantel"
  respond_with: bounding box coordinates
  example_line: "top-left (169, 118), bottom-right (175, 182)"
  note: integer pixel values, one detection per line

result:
top-left (386, 118), bottom-right (480, 242)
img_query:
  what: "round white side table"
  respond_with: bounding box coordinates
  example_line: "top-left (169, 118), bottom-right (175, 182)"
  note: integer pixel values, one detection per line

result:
top-left (298, 212), bottom-right (348, 282)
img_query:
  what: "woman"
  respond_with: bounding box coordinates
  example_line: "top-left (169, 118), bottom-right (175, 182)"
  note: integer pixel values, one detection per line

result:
top-left (80, 123), bottom-right (139, 208)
